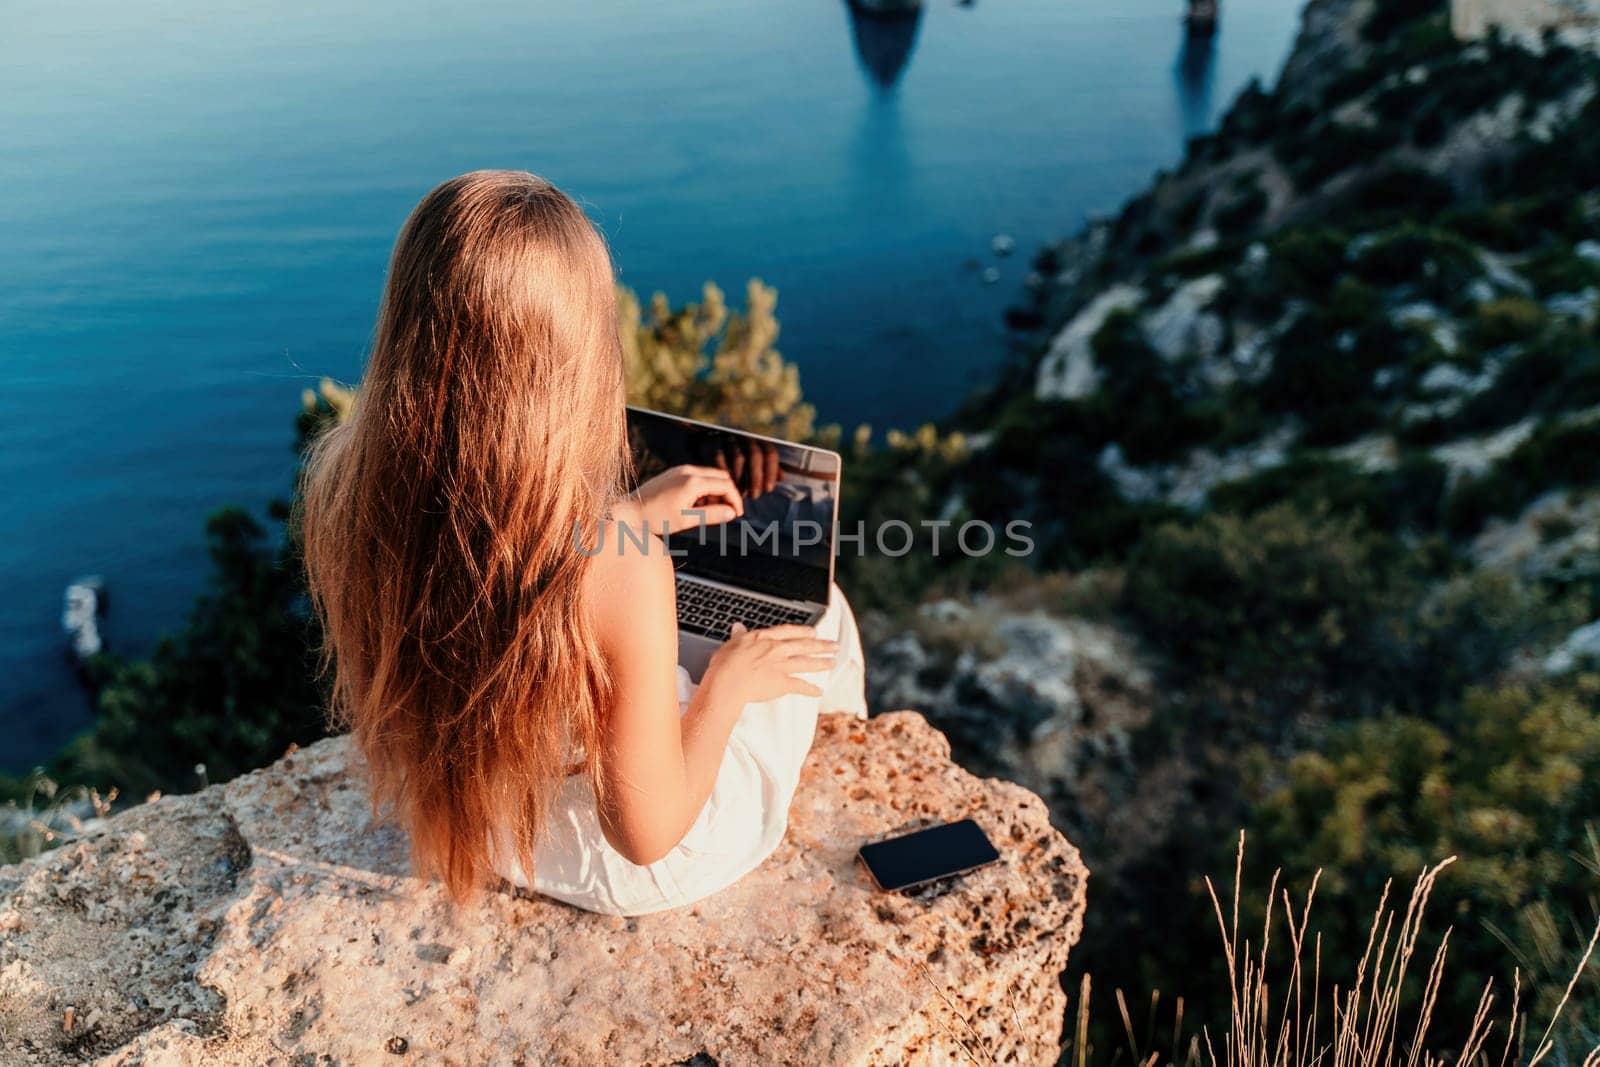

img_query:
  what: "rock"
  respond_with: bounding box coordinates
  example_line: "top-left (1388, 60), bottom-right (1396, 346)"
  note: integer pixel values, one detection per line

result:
top-left (868, 600), bottom-right (1155, 836)
top-left (1330, 434), bottom-right (1400, 473)
top-left (1034, 284), bottom-right (1145, 400)
top-left (992, 234), bottom-right (1016, 257)
top-left (1545, 619), bottom-right (1600, 674)
top-left (1470, 487), bottom-right (1600, 579)
top-left (1095, 425), bottom-right (1298, 510)
top-left (1142, 274), bottom-right (1226, 364)
top-left (1419, 362), bottom-right (1486, 396)
top-left (0, 713), bottom-right (1085, 1066)
top-left (1222, 307), bottom-right (1297, 386)
top-left (1478, 249), bottom-right (1531, 295)
top-left (1431, 416), bottom-right (1538, 482)
top-left (1095, 444), bottom-right (1166, 505)
top-left (1276, 0), bottom-right (1369, 110)
top-left (1395, 302), bottom-right (1461, 355)
top-left (1547, 287), bottom-right (1600, 323)
top-left (1453, 0), bottom-right (1600, 51)
top-left (865, 598), bottom-right (1164, 906)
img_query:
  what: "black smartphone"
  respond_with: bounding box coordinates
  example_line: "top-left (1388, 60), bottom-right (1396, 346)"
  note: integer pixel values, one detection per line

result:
top-left (857, 818), bottom-right (1001, 892)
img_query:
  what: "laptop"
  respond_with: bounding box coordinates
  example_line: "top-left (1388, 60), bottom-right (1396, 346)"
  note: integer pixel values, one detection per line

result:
top-left (625, 406), bottom-right (842, 681)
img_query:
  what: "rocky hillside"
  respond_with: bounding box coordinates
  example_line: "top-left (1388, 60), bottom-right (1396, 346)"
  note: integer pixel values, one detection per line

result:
top-left (853, 0), bottom-right (1600, 1036)
top-left (984, 0), bottom-right (1600, 561)
top-left (0, 712), bottom-right (1085, 1065)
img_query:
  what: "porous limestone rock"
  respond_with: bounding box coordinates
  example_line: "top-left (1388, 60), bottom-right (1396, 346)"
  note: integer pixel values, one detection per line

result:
top-left (0, 712), bottom-right (1086, 1066)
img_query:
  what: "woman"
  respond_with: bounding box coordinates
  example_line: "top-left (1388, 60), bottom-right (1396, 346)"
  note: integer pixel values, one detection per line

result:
top-left (301, 170), bottom-right (865, 916)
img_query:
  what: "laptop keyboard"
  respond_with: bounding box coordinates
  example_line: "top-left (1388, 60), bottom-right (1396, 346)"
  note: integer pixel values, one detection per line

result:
top-left (676, 579), bottom-right (814, 640)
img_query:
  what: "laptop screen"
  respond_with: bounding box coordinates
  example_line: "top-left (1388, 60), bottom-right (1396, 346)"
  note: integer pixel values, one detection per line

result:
top-left (625, 407), bottom-right (839, 607)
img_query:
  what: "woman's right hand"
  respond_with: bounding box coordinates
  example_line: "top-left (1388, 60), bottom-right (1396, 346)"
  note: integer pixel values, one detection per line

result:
top-left (700, 623), bottom-right (836, 706)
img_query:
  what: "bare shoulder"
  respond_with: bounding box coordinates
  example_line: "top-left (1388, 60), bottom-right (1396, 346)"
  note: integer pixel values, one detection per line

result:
top-left (582, 522), bottom-right (676, 643)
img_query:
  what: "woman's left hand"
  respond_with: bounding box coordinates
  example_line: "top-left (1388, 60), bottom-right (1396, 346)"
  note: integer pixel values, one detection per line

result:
top-left (631, 465), bottom-right (744, 534)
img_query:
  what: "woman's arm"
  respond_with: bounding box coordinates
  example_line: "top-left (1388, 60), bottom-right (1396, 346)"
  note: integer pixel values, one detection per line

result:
top-left (584, 531), bottom-right (833, 865)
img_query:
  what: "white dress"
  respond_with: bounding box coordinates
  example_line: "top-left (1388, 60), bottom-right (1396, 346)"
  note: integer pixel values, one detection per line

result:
top-left (491, 584), bottom-right (867, 916)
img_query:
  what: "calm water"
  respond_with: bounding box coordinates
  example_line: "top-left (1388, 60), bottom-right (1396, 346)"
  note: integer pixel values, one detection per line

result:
top-left (1, 0), bottom-right (1297, 768)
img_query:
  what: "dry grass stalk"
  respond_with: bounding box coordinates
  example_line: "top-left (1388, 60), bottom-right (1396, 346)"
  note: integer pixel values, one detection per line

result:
top-left (1076, 833), bottom-right (1600, 1067)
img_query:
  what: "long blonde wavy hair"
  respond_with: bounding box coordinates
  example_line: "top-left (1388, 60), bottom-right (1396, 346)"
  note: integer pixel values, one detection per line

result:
top-left (300, 171), bottom-right (625, 901)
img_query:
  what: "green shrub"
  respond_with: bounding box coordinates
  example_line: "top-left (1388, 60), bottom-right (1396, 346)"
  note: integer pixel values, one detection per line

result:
top-left (1335, 165), bottom-right (1457, 227)
top-left (1256, 279), bottom-right (1403, 443)
top-left (1083, 309), bottom-right (1225, 464)
top-left (1248, 675), bottom-right (1600, 1025)
top-left (1123, 504), bottom-right (1403, 708)
top-left (1213, 176), bottom-right (1268, 236)
top-left (1523, 241), bottom-right (1600, 296)
top-left (1265, 228), bottom-right (1351, 297)
top-left (1362, 0), bottom-right (1447, 42)
top-left (1465, 295), bottom-right (1547, 349)
top-left (1277, 120), bottom-right (1403, 191)
top-left (1160, 239), bottom-right (1245, 280)
top-left (1387, 570), bottom-right (1586, 712)
top-left (1441, 196), bottom-right (1581, 251)
top-left (620, 279), bottom-right (815, 441)
top-left (1351, 223), bottom-right (1484, 307)
top-left (1446, 325), bottom-right (1600, 437)
top-left (1210, 454), bottom-right (1449, 535)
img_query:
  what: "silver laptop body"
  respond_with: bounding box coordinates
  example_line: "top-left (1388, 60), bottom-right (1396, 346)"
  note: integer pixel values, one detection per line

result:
top-left (625, 407), bottom-right (843, 682)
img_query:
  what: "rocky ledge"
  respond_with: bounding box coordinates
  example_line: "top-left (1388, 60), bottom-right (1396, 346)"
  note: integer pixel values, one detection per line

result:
top-left (0, 711), bottom-right (1085, 1066)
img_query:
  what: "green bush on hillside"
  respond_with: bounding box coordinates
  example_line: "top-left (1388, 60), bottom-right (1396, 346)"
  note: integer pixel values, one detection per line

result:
top-left (1084, 309), bottom-right (1225, 463)
top-left (1209, 453), bottom-right (1449, 535)
top-left (1123, 503), bottom-right (1404, 709)
top-left (1523, 241), bottom-right (1600, 296)
top-left (1248, 674), bottom-right (1600, 1024)
top-left (1351, 223), bottom-right (1484, 307)
top-left (1256, 278), bottom-right (1406, 443)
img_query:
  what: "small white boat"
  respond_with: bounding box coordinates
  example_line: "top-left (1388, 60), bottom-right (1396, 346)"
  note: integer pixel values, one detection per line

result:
top-left (62, 576), bottom-right (106, 661)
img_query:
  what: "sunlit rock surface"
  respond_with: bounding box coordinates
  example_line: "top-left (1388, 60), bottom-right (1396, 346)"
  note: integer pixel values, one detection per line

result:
top-left (0, 711), bottom-right (1085, 1066)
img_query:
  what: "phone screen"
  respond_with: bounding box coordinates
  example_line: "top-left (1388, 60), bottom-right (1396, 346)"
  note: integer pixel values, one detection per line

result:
top-left (857, 818), bottom-right (1001, 892)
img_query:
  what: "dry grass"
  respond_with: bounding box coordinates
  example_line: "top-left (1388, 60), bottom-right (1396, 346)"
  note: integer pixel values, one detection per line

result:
top-left (0, 987), bottom-right (25, 1044)
top-left (0, 775), bottom-right (116, 866)
top-left (1063, 833), bottom-right (1600, 1067)
top-left (913, 959), bottom-right (1037, 1065)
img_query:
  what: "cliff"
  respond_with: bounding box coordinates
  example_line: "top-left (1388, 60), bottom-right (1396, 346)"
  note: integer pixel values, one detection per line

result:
top-left (0, 711), bottom-right (1086, 1066)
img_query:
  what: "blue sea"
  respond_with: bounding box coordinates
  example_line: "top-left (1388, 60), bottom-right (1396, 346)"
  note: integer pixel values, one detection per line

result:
top-left (0, 0), bottom-right (1297, 769)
